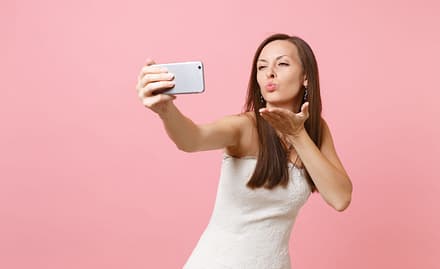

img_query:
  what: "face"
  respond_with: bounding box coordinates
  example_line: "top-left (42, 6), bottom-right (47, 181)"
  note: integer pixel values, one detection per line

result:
top-left (256, 40), bottom-right (307, 110)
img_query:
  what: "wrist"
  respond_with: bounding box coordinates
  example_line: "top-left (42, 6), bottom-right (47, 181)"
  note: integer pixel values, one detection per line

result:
top-left (157, 101), bottom-right (176, 120)
top-left (287, 128), bottom-right (308, 147)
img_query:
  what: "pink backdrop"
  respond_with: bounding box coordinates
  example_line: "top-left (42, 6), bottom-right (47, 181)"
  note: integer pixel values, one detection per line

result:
top-left (2, 0), bottom-right (439, 268)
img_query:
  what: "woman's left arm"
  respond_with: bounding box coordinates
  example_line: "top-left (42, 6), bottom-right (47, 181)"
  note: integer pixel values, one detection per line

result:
top-left (289, 119), bottom-right (352, 212)
top-left (260, 104), bottom-right (352, 212)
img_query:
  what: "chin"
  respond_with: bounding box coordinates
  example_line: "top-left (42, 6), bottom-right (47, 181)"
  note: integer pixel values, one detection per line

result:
top-left (265, 96), bottom-right (299, 110)
top-left (266, 97), bottom-right (295, 105)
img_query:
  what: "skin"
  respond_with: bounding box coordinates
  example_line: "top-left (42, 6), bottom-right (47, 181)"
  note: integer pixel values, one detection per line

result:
top-left (136, 41), bottom-right (352, 212)
top-left (257, 40), bottom-right (307, 112)
top-left (256, 40), bottom-right (310, 157)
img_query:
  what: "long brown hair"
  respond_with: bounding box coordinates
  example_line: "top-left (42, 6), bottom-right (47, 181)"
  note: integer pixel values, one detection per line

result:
top-left (244, 33), bottom-right (322, 192)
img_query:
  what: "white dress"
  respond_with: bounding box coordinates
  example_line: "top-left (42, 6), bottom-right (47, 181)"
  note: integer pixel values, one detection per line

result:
top-left (183, 154), bottom-right (312, 269)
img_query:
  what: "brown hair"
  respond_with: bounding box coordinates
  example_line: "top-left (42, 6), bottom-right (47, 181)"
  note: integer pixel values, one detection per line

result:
top-left (244, 33), bottom-right (322, 192)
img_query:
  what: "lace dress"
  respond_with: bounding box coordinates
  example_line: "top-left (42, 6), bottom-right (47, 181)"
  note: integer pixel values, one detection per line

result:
top-left (182, 154), bottom-right (312, 269)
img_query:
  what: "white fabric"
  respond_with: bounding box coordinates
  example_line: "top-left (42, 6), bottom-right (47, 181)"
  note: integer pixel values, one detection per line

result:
top-left (183, 154), bottom-right (312, 269)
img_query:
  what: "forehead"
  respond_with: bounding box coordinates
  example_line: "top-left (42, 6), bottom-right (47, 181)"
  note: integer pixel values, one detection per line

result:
top-left (258, 40), bottom-right (299, 60)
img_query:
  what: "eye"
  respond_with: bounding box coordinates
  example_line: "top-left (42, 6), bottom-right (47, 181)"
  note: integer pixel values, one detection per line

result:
top-left (257, 66), bottom-right (267, 70)
top-left (279, 62), bottom-right (289, 66)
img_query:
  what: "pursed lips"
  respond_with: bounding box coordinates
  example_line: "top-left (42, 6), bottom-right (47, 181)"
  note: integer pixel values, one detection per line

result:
top-left (265, 82), bottom-right (277, 92)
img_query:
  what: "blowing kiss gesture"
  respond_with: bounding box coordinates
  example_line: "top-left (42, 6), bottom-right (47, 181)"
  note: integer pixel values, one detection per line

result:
top-left (259, 101), bottom-right (310, 142)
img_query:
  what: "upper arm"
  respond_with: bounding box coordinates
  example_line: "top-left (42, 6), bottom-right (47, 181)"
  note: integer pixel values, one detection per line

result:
top-left (192, 113), bottom-right (249, 152)
top-left (320, 118), bottom-right (349, 178)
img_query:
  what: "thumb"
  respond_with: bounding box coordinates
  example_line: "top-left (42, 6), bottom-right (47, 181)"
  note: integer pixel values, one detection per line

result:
top-left (299, 102), bottom-right (310, 117)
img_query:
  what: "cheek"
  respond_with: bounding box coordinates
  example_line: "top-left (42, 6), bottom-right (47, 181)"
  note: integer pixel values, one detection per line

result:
top-left (283, 74), bottom-right (302, 95)
top-left (287, 77), bottom-right (301, 88)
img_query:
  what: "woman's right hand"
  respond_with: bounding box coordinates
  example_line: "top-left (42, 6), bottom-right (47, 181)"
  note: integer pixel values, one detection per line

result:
top-left (136, 59), bottom-right (176, 115)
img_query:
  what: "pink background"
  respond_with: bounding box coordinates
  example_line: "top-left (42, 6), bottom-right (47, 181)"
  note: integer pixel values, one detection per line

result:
top-left (2, 0), bottom-right (439, 268)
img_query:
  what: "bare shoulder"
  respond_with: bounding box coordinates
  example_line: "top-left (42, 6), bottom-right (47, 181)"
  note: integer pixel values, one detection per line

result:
top-left (225, 111), bottom-right (258, 157)
top-left (241, 111), bottom-right (257, 126)
top-left (218, 111), bottom-right (254, 128)
top-left (235, 111), bottom-right (256, 134)
top-left (192, 111), bottom-right (256, 152)
top-left (228, 111), bottom-right (254, 122)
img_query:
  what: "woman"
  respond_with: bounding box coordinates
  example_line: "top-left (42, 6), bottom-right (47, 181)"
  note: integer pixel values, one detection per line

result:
top-left (136, 33), bottom-right (353, 269)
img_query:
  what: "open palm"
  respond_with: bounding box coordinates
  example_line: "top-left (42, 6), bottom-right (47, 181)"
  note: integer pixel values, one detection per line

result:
top-left (259, 102), bottom-right (310, 137)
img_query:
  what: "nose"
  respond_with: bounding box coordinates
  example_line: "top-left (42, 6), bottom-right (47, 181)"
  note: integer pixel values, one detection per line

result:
top-left (265, 66), bottom-right (276, 79)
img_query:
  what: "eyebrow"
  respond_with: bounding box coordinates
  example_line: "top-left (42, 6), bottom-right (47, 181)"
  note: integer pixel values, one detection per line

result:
top-left (257, 55), bottom-right (289, 62)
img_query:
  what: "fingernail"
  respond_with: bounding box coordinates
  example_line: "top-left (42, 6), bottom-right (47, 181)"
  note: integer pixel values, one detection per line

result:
top-left (161, 67), bottom-right (168, 72)
top-left (168, 73), bottom-right (174, 79)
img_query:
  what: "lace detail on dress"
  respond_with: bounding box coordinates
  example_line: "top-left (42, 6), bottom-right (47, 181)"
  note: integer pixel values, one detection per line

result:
top-left (183, 154), bottom-right (311, 269)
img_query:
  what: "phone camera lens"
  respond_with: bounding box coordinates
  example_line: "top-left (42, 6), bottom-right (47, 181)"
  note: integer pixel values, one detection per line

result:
top-left (198, 66), bottom-right (201, 69)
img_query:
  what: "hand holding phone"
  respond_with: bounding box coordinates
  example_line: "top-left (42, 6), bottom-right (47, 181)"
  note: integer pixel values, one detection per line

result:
top-left (136, 59), bottom-right (176, 114)
top-left (136, 59), bottom-right (205, 115)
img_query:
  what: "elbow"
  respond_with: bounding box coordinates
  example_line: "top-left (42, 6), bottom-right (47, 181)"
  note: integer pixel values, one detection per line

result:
top-left (334, 190), bottom-right (352, 212)
top-left (176, 143), bottom-right (198, 153)
top-left (335, 198), bottom-right (351, 212)
top-left (176, 144), bottom-right (194, 153)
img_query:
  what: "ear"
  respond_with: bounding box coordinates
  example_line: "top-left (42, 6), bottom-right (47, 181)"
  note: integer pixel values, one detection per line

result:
top-left (303, 75), bottom-right (308, 88)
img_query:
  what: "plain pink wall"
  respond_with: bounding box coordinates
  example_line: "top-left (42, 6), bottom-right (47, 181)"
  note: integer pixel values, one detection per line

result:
top-left (2, 0), bottom-right (439, 268)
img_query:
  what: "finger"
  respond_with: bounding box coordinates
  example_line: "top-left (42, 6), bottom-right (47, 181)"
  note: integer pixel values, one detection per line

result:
top-left (140, 73), bottom-right (175, 87)
top-left (259, 107), bottom-right (268, 113)
top-left (301, 102), bottom-right (309, 112)
top-left (261, 116), bottom-right (285, 132)
top-left (265, 107), bottom-right (286, 114)
top-left (298, 102), bottom-right (310, 118)
top-left (260, 111), bottom-right (282, 125)
top-left (260, 113), bottom-right (274, 126)
top-left (262, 110), bottom-right (283, 121)
top-left (139, 80), bottom-right (175, 98)
top-left (137, 59), bottom-right (159, 79)
top-left (145, 58), bottom-right (156, 66)
top-left (143, 93), bottom-right (176, 108)
top-left (265, 108), bottom-right (293, 120)
top-left (139, 65), bottom-right (169, 80)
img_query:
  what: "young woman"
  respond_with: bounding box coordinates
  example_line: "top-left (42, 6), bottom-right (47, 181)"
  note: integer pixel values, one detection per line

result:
top-left (136, 33), bottom-right (353, 269)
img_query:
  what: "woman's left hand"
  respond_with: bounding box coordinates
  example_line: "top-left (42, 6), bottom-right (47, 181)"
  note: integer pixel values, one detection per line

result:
top-left (259, 102), bottom-right (310, 137)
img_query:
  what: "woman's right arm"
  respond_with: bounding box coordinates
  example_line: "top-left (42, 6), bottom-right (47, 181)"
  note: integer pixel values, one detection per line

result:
top-left (136, 59), bottom-right (246, 152)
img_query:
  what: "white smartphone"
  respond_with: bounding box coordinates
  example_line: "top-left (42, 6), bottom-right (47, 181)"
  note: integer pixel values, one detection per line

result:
top-left (152, 61), bottom-right (205, 94)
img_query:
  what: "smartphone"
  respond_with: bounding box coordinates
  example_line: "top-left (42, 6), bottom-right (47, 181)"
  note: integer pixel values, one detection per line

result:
top-left (152, 61), bottom-right (205, 95)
